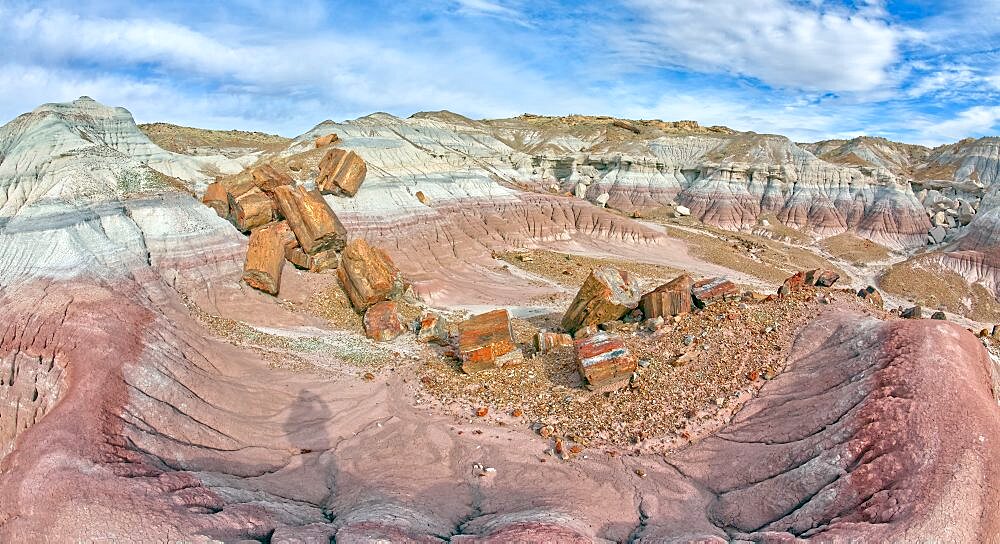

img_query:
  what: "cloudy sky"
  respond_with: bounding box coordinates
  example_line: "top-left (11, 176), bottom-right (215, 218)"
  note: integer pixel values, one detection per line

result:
top-left (1, 0), bottom-right (998, 145)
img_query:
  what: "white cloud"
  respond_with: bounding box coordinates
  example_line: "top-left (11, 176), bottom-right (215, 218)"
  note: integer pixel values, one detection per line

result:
top-left (917, 106), bottom-right (1000, 143)
top-left (615, 0), bottom-right (911, 92)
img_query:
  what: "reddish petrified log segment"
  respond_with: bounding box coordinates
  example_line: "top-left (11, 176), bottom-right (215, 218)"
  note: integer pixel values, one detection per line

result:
top-left (337, 239), bottom-right (406, 312)
top-left (272, 185), bottom-right (347, 254)
top-left (309, 249), bottom-right (339, 272)
top-left (815, 270), bottom-right (840, 287)
top-left (691, 277), bottom-right (739, 307)
top-left (228, 187), bottom-right (273, 232)
top-left (458, 309), bottom-right (522, 373)
top-left (314, 133), bottom-right (340, 148)
top-left (363, 301), bottom-right (405, 342)
top-left (417, 312), bottom-right (448, 345)
top-left (202, 181), bottom-right (229, 218)
top-left (250, 164), bottom-right (293, 195)
top-left (317, 148), bottom-right (367, 197)
top-left (640, 274), bottom-right (693, 319)
top-left (242, 224), bottom-right (284, 295)
top-left (575, 331), bottom-right (634, 390)
top-left (561, 266), bottom-right (640, 333)
top-left (778, 271), bottom-right (807, 296)
top-left (534, 331), bottom-right (574, 353)
top-left (858, 285), bottom-right (884, 308)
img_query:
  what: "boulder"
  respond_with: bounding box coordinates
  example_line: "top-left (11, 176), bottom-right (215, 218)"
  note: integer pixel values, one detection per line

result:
top-left (857, 286), bottom-right (884, 309)
top-left (928, 226), bottom-right (946, 245)
top-left (778, 271), bottom-right (807, 296)
top-left (595, 192), bottom-right (610, 207)
top-left (458, 309), bottom-right (522, 373)
top-left (250, 164), bottom-right (293, 195)
top-left (242, 223), bottom-right (285, 295)
top-left (228, 187), bottom-right (274, 232)
top-left (534, 331), bottom-right (574, 353)
top-left (363, 301), bottom-right (405, 342)
top-left (272, 185), bottom-right (347, 254)
top-left (691, 277), bottom-right (739, 307)
top-left (202, 181), bottom-right (229, 218)
top-left (675, 205), bottom-right (691, 217)
top-left (417, 312), bottom-right (449, 345)
top-left (317, 148), bottom-right (367, 197)
top-left (314, 132), bottom-right (340, 148)
top-left (639, 274), bottom-right (693, 319)
top-left (901, 306), bottom-right (922, 319)
top-left (561, 266), bottom-right (640, 333)
top-left (575, 331), bottom-right (635, 391)
top-left (814, 270), bottom-right (840, 287)
top-left (337, 239), bottom-right (406, 312)
top-left (415, 191), bottom-right (430, 205)
top-left (931, 311), bottom-right (947, 320)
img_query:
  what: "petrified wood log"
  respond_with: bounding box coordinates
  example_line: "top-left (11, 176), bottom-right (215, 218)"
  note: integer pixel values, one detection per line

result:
top-left (561, 266), bottom-right (640, 333)
top-left (337, 239), bottom-right (406, 312)
top-left (315, 133), bottom-right (340, 148)
top-left (202, 181), bottom-right (229, 218)
top-left (228, 187), bottom-right (274, 233)
top-left (272, 185), bottom-right (347, 254)
top-left (317, 148), bottom-right (367, 197)
top-left (363, 301), bottom-right (406, 342)
top-left (639, 274), bottom-right (693, 319)
top-left (242, 223), bottom-right (284, 295)
top-left (458, 309), bottom-right (522, 373)
top-left (250, 164), bottom-right (293, 195)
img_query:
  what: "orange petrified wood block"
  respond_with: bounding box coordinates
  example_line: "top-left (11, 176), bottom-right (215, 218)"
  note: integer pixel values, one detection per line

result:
top-left (458, 309), bottom-right (522, 373)
top-left (575, 331), bottom-right (635, 390)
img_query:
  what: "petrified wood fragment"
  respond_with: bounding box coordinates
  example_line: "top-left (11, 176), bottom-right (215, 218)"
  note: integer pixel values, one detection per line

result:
top-left (272, 185), bottom-right (347, 254)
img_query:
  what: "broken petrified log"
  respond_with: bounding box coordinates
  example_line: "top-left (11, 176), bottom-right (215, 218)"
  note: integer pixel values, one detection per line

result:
top-left (458, 309), bottom-right (522, 373)
top-left (202, 181), bottom-right (229, 218)
top-left (534, 331), bottom-right (574, 353)
top-left (272, 185), bottom-right (347, 254)
top-left (285, 247), bottom-right (313, 270)
top-left (778, 271), bottom-right (807, 297)
top-left (317, 148), bottom-right (367, 197)
top-left (691, 277), bottom-right (739, 307)
top-left (561, 266), bottom-right (640, 333)
top-left (315, 132), bottom-right (340, 148)
top-left (242, 223), bottom-right (285, 295)
top-left (575, 331), bottom-right (635, 390)
top-left (337, 239), bottom-right (406, 312)
top-left (364, 301), bottom-right (405, 342)
top-left (417, 312), bottom-right (449, 345)
top-left (931, 311), bottom-right (947, 320)
top-left (815, 270), bottom-right (840, 287)
top-left (640, 274), bottom-right (693, 319)
top-left (857, 286), bottom-right (884, 309)
top-left (250, 164), bottom-right (293, 195)
top-left (901, 306), bottom-right (923, 319)
top-left (309, 249), bottom-right (339, 272)
top-left (229, 187), bottom-right (274, 232)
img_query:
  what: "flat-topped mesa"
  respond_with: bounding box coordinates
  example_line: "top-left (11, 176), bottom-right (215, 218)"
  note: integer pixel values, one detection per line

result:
top-left (250, 164), bottom-right (293, 195)
top-left (202, 181), bottom-right (229, 218)
top-left (337, 238), bottom-right (407, 312)
top-left (561, 266), bottom-right (641, 333)
top-left (640, 274), bottom-right (693, 319)
top-left (228, 186), bottom-right (274, 232)
top-left (317, 148), bottom-right (367, 196)
top-left (272, 185), bottom-right (347, 254)
top-left (458, 309), bottom-right (522, 373)
top-left (242, 223), bottom-right (285, 295)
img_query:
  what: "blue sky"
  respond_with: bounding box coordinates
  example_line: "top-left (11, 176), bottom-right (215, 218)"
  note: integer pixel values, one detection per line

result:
top-left (0, 0), bottom-right (998, 145)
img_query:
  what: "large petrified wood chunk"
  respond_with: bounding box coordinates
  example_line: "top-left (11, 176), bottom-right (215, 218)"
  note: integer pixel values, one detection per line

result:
top-left (337, 239), bottom-right (406, 312)
top-left (575, 331), bottom-right (634, 390)
top-left (250, 164), bottom-right (293, 195)
top-left (317, 148), bottom-right (367, 197)
top-left (639, 274), bottom-right (693, 319)
top-left (272, 185), bottom-right (347, 254)
top-left (228, 186), bottom-right (273, 232)
top-left (202, 181), bottom-right (229, 218)
top-left (458, 309), bottom-right (522, 373)
top-left (691, 277), bottom-right (739, 307)
top-left (242, 223), bottom-right (284, 295)
top-left (363, 301), bottom-right (405, 342)
top-left (417, 312), bottom-right (449, 345)
top-left (315, 133), bottom-right (340, 148)
top-left (561, 266), bottom-right (640, 333)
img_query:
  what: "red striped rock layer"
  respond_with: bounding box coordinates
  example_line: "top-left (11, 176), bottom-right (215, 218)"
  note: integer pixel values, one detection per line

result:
top-left (3, 279), bottom-right (997, 541)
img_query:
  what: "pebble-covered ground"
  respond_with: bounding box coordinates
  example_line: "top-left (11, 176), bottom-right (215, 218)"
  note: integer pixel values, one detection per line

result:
top-left (415, 288), bottom-right (890, 456)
